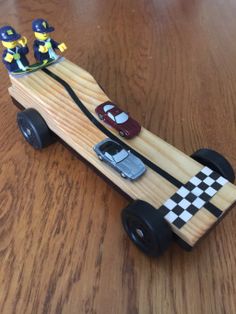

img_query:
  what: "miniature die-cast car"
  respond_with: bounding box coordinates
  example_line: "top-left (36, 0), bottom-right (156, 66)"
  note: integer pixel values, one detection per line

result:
top-left (95, 101), bottom-right (141, 139)
top-left (93, 138), bottom-right (146, 180)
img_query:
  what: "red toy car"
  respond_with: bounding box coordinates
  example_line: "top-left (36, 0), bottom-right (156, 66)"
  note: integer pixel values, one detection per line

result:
top-left (95, 101), bottom-right (141, 139)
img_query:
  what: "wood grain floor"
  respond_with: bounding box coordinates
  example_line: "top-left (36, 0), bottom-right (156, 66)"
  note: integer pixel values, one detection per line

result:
top-left (0, 0), bottom-right (236, 313)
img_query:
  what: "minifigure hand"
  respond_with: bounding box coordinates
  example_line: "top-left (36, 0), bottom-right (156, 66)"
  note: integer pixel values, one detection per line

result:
top-left (4, 53), bottom-right (14, 63)
top-left (39, 45), bottom-right (48, 53)
top-left (18, 36), bottom-right (27, 47)
top-left (58, 43), bottom-right (67, 52)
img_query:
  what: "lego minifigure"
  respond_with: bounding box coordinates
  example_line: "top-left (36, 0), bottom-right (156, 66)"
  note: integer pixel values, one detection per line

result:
top-left (0, 26), bottom-right (29, 72)
top-left (32, 18), bottom-right (67, 64)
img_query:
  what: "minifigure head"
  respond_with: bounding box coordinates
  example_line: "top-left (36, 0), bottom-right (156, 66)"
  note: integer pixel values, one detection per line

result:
top-left (32, 19), bottom-right (54, 40)
top-left (0, 26), bottom-right (21, 48)
top-left (1, 40), bottom-right (18, 49)
top-left (34, 32), bottom-right (49, 41)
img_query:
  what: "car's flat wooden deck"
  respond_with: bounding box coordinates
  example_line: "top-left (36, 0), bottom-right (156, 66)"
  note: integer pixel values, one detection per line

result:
top-left (8, 58), bottom-right (236, 247)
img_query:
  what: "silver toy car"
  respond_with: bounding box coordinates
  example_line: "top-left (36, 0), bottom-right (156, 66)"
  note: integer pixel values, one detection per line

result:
top-left (93, 138), bottom-right (146, 180)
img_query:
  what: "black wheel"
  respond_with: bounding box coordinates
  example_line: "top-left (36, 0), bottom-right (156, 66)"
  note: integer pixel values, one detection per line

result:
top-left (17, 108), bottom-right (55, 149)
top-left (121, 200), bottom-right (172, 257)
top-left (191, 148), bottom-right (235, 183)
top-left (120, 172), bottom-right (127, 179)
top-left (98, 154), bottom-right (103, 161)
top-left (119, 130), bottom-right (125, 137)
top-left (98, 114), bottom-right (104, 120)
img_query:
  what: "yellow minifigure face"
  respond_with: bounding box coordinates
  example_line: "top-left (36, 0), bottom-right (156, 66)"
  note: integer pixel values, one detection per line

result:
top-left (34, 32), bottom-right (49, 40)
top-left (1, 40), bottom-right (18, 49)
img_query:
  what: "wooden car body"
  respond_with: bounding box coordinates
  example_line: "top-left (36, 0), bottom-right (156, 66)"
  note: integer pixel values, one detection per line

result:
top-left (8, 58), bottom-right (236, 249)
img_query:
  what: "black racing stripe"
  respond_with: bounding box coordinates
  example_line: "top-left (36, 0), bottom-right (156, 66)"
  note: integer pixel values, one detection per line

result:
top-left (42, 67), bottom-right (222, 218)
top-left (42, 67), bottom-right (182, 188)
top-left (204, 202), bottom-right (222, 217)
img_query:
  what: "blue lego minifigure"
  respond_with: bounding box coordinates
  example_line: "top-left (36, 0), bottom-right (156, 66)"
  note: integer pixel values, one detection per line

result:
top-left (0, 26), bottom-right (29, 72)
top-left (32, 18), bottom-right (67, 64)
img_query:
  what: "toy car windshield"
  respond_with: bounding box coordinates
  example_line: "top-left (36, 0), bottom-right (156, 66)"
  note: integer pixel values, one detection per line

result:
top-left (103, 104), bottom-right (114, 112)
top-left (114, 112), bottom-right (129, 124)
top-left (100, 140), bottom-right (128, 162)
top-left (100, 140), bottom-right (121, 154)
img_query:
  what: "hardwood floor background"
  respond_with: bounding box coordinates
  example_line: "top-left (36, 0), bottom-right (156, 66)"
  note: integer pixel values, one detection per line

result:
top-left (0, 0), bottom-right (236, 313)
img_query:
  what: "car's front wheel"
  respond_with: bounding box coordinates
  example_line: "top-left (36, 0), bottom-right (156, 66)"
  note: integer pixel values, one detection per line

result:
top-left (120, 172), bottom-right (127, 179)
top-left (121, 200), bottom-right (172, 256)
top-left (98, 154), bottom-right (103, 161)
top-left (119, 130), bottom-right (125, 137)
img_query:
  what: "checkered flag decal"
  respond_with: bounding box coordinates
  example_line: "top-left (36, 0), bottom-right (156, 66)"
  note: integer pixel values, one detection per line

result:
top-left (159, 167), bottom-right (228, 229)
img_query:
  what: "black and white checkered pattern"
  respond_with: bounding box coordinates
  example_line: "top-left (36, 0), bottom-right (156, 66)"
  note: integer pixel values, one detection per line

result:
top-left (159, 167), bottom-right (228, 229)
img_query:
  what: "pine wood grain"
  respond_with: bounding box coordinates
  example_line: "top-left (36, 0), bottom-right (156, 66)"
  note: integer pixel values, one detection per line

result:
top-left (0, 0), bottom-right (236, 314)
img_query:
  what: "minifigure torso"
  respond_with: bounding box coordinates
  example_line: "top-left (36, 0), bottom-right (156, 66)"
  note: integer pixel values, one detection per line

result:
top-left (33, 38), bottom-right (59, 62)
top-left (2, 45), bottom-right (29, 72)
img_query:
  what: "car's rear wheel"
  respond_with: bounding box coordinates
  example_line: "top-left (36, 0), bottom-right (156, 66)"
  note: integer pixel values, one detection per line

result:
top-left (121, 200), bottom-right (172, 256)
top-left (17, 108), bottom-right (56, 149)
top-left (191, 148), bottom-right (235, 183)
top-left (98, 114), bottom-right (104, 120)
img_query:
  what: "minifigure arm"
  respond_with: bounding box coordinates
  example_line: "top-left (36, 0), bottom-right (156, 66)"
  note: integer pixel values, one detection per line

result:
top-left (33, 40), bottom-right (40, 51)
top-left (18, 46), bottom-right (29, 55)
top-left (50, 39), bottom-right (67, 52)
top-left (34, 40), bottom-right (48, 53)
top-left (50, 39), bottom-right (60, 49)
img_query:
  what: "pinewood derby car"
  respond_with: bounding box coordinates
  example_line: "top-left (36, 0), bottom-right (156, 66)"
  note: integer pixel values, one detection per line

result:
top-left (8, 58), bottom-right (236, 257)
